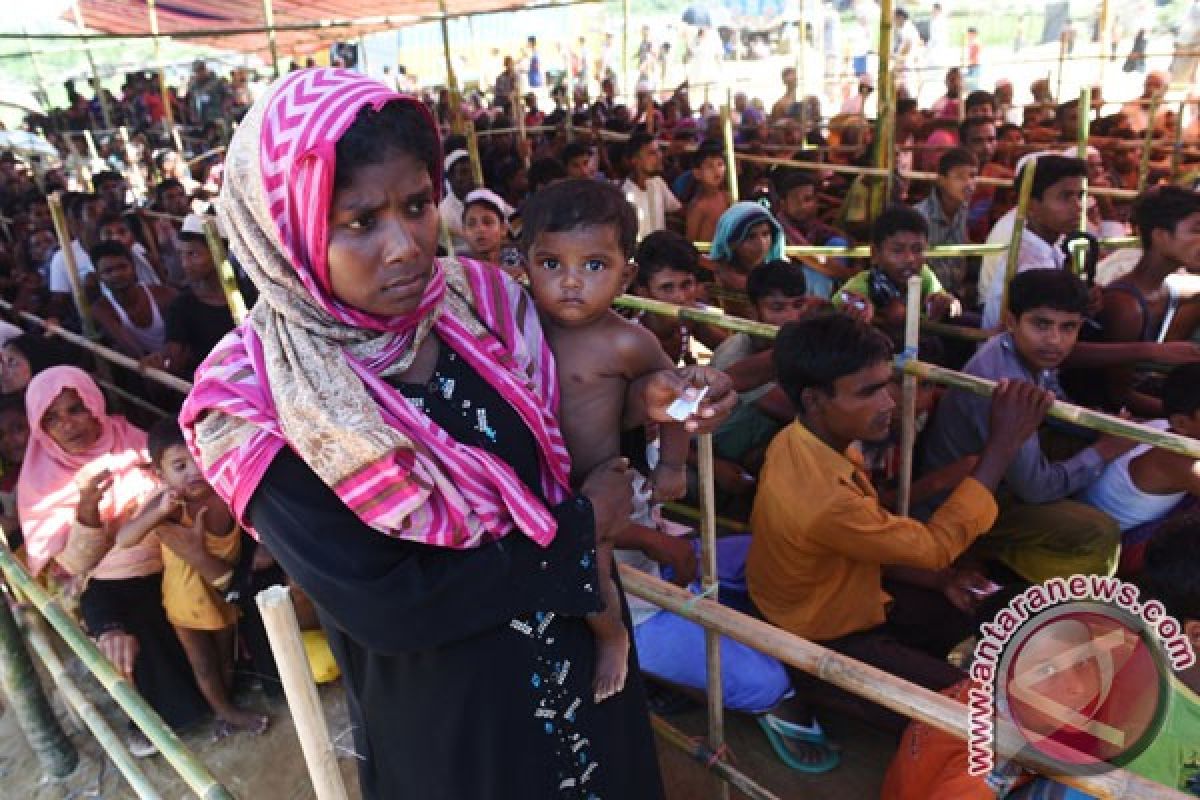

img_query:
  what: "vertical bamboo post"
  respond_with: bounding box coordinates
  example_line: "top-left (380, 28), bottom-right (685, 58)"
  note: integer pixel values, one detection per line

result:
top-left (721, 91), bottom-right (739, 203)
top-left (357, 34), bottom-right (369, 74)
top-left (82, 129), bottom-right (101, 164)
top-left (0, 587), bottom-right (78, 780)
top-left (257, 586), bottom-right (350, 800)
top-left (465, 118), bottom-right (485, 188)
top-left (47, 192), bottom-right (97, 340)
top-left (1001, 158), bottom-right (1038, 321)
top-left (261, 0), bottom-right (281, 80)
top-left (513, 94), bottom-right (531, 168)
top-left (896, 274), bottom-right (921, 517)
top-left (21, 27), bottom-right (50, 109)
top-left (874, 0), bottom-right (895, 219)
top-left (1055, 33), bottom-right (1067, 105)
top-left (1170, 100), bottom-right (1186, 183)
top-left (202, 219), bottom-right (248, 325)
top-left (1138, 95), bottom-right (1162, 192)
top-left (22, 612), bottom-right (161, 799)
top-left (622, 0), bottom-right (631, 102)
top-left (438, 0), bottom-right (464, 135)
top-left (71, 1), bottom-right (113, 132)
top-left (146, 0), bottom-right (175, 129)
top-left (794, 0), bottom-right (807, 100)
top-left (696, 433), bottom-right (729, 800)
top-left (1098, 0), bottom-right (1112, 85)
top-left (1073, 87), bottom-right (1091, 277)
top-left (118, 126), bottom-right (148, 201)
top-left (0, 548), bottom-right (234, 800)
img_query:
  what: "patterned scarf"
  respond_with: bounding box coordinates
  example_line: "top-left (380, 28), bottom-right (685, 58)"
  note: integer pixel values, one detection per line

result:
top-left (180, 69), bottom-right (570, 549)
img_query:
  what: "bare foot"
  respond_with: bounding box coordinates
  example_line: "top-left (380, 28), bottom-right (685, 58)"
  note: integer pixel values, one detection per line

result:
top-left (589, 612), bottom-right (629, 703)
top-left (214, 709), bottom-right (270, 739)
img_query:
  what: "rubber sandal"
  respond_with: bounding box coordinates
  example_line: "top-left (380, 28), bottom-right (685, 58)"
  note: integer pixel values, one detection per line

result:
top-left (756, 714), bottom-right (841, 774)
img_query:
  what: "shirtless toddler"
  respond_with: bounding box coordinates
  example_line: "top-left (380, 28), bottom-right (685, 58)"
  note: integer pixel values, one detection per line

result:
top-left (522, 178), bottom-right (691, 702)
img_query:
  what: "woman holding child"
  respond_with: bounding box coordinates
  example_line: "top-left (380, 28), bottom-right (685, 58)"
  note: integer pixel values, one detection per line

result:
top-left (180, 69), bottom-right (735, 798)
top-left (18, 367), bottom-right (208, 749)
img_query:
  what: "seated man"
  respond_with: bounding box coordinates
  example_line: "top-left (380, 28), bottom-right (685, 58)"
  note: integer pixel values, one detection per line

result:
top-left (772, 169), bottom-right (856, 299)
top-left (1086, 186), bottom-right (1200, 417)
top-left (747, 312), bottom-right (1051, 731)
top-left (833, 206), bottom-right (962, 339)
top-left (89, 240), bottom-right (176, 359)
top-left (979, 155), bottom-right (1086, 330)
top-left (921, 269), bottom-right (1130, 583)
top-left (913, 147), bottom-right (978, 301)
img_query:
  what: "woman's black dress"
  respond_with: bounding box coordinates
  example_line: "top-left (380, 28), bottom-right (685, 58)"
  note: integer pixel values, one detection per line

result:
top-left (248, 342), bottom-right (665, 799)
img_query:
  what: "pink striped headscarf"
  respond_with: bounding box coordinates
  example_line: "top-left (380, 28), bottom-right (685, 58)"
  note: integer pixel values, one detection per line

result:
top-left (180, 69), bottom-right (571, 549)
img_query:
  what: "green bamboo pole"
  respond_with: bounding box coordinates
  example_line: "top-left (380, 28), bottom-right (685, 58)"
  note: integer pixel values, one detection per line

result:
top-left (662, 502), bottom-right (751, 534)
top-left (1072, 87), bottom-right (1091, 278)
top-left (721, 91), bottom-right (739, 203)
top-left (613, 295), bottom-right (777, 338)
top-left (901, 360), bottom-right (1200, 459)
top-left (0, 299), bottom-right (193, 395)
top-left (72, 1), bottom-right (113, 132)
top-left (145, 0), bottom-right (175, 129)
top-left (622, 0), bottom-right (631, 100)
top-left (897, 275), bottom-right (921, 517)
top-left (438, 0), bottom-right (463, 134)
top-left (1001, 158), bottom-right (1038, 319)
top-left (22, 612), bottom-right (162, 799)
top-left (261, 0), bottom-right (281, 80)
top-left (1171, 100), bottom-right (1187, 183)
top-left (874, 0), bottom-right (895, 219)
top-left (0, 588), bottom-right (78, 779)
top-left (465, 118), bottom-right (485, 189)
top-left (0, 548), bottom-right (235, 800)
top-left (650, 714), bottom-right (781, 800)
top-left (1138, 95), bottom-right (1163, 192)
top-left (46, 192), bottom-right (97, 340)
top-left (696, 433), bottom-right (728, 800)
top-left (202, 219), bottom-right (248, 325)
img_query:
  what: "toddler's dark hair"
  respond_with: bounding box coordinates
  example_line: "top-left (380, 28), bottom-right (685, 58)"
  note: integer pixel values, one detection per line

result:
top-left (147, 418), bottom-right (188, 467)
top-left (520, 179), bottom-right (637, 260)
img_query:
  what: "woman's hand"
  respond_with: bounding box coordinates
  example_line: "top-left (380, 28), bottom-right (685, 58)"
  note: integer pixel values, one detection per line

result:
top-left (76, 469), bottom-right (113, 528)
top-left (157, 507), bottom-right (208, 565)
top-left (638, 366), bottom-right (736, 433)
top-left (579, 457), bottom-right (634, 546)
top-left (97, 629), bottom-right (139, 680)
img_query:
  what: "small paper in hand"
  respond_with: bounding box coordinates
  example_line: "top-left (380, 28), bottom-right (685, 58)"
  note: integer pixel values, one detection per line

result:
top-left (665, 386), bottom-right (709, 422)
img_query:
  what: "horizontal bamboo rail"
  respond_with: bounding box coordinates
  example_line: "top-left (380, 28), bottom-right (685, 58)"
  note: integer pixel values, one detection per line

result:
top-left (0, 546), bottom-right (235, 800)
top-left (650, 714), bottom-right (780, 800)
top-left (615, 293), bottom-right (1200, 458)
top-left (21, 610), bottom-right (163, 800)
top-left (0, 299), bottom-right (192, 394)
top-left (619, 567), bottom-right (1192, 800)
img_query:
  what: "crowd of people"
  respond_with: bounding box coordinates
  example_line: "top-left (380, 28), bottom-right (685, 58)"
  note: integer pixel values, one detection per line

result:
top-left (1, 20), bottom-right (1200, 798)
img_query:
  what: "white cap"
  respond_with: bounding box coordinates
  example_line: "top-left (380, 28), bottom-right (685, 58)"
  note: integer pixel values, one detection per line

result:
top-left (182, 213), bottom-right (225, 238)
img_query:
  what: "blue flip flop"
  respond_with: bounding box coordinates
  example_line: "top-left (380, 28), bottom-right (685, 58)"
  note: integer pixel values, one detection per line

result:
top-left (756, 714), bottom-right (841, 774)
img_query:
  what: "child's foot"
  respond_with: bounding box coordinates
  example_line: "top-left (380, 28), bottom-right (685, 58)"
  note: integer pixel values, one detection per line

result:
top-left (214, 709), bottom-right (269, 739)
top-left (591, 624), bottom-right (630, 704)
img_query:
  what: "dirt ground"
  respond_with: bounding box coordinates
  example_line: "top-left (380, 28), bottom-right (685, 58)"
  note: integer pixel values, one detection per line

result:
top-left (0, 649), bottom-right (897, 800)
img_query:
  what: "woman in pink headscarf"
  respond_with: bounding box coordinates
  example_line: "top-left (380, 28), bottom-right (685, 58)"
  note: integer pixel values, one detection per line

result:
top-left (180, 69), bottom-right (735, 799)
top-left (18, 367), bottom-right (207, 744)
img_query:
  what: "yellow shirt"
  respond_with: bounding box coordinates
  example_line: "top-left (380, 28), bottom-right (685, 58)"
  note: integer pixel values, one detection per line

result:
top-left (747, 422), bottom-right (998, 642)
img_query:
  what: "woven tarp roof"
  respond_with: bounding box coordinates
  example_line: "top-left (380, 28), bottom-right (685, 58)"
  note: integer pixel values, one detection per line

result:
top-left (68, 0), bottom-right (581, 58)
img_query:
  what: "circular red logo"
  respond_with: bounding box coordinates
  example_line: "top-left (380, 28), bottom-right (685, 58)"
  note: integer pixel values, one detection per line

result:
top-left (994, 603), bottom-right (1170, 776)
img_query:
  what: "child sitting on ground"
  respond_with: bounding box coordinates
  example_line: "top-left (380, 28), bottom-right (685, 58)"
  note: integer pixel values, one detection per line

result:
top-left (521, 178), bottom-right (691, 702)
top-left (117, 420), bottom-right (268, 736)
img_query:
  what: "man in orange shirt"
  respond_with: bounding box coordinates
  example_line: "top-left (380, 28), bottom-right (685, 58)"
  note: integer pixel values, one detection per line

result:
top-left (747, 313), bottom-right (1053, 731)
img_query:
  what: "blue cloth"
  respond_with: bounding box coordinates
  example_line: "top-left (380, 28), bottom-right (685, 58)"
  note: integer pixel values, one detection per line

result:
top-left (709, 202), bottom-right (786, 264)
top-left (632, 535), bottom-right (792, 714)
